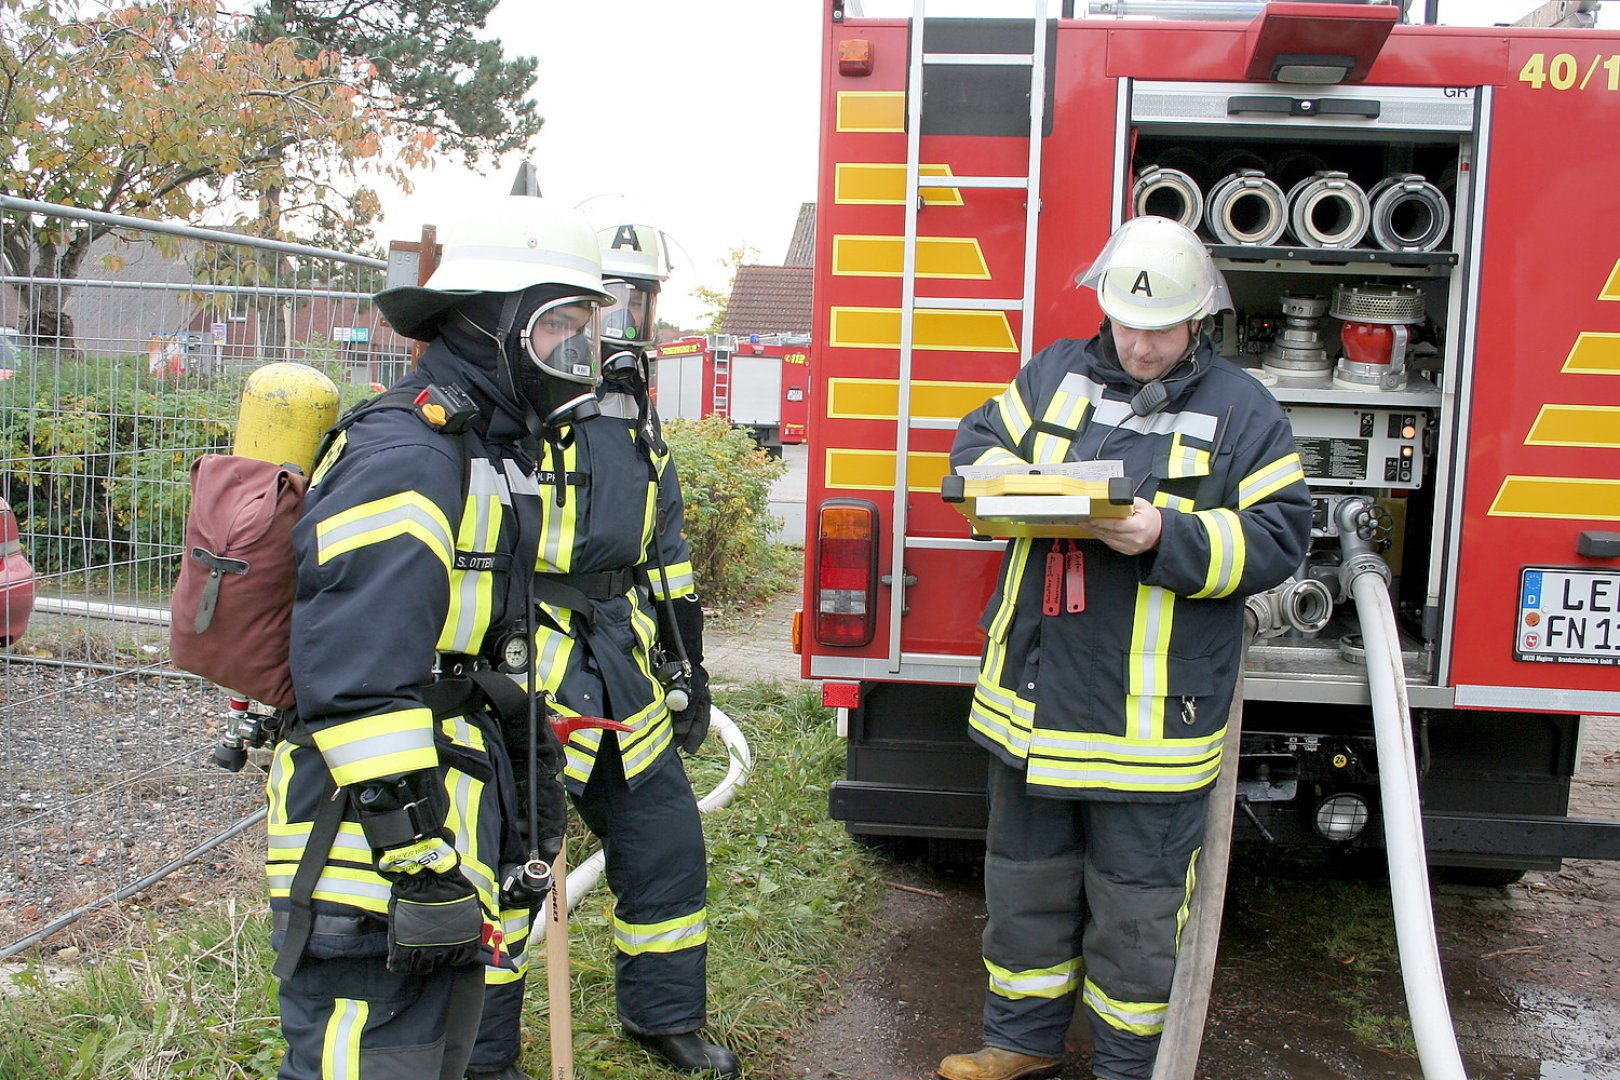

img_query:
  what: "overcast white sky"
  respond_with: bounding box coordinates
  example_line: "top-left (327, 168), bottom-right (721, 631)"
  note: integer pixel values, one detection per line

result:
top-left (371, 0), bottom-right (1617, 328)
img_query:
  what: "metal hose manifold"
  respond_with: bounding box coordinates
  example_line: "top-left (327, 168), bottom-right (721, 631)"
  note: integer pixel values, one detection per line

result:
top-left (1287, 171), bottom-right (1370, 249)
top-left (1205, 169), bottom-right (1288, 246)
top-left (1367, 174), bottom-right (1452, 252)
top-left (1244, 576), bottom-right (1336, 639)
top-left (1133, 165), bottom-right (1205, 231)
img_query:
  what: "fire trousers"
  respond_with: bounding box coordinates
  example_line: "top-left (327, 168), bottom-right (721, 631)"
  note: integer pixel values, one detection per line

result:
top-left (468, 737), bottom-right (710, 1070)
top-left (979, 758), bottom-right (1209, 1080)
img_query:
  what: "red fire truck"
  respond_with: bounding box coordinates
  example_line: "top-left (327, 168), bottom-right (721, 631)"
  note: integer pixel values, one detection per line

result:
top-left (651, 334), bottom-right (811, 455)
top-left (798, 0), bottom-right (1620, 876)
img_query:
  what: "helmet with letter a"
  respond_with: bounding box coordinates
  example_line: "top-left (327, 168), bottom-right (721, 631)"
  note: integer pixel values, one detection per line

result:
top-left (1077, 215), bottom-right (1232, 330)
top-left (596, 223), bottom-right (671, 349)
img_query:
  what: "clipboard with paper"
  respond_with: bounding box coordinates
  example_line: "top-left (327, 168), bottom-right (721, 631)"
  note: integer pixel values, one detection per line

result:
top-left (940, 461), bottom-right (1136, 539)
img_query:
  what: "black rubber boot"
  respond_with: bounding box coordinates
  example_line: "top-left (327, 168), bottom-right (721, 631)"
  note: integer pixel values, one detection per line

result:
top-left (626, 1030), bottom-right (741, 1077)
top-left (464, 1065), bottom-right (531, 1080)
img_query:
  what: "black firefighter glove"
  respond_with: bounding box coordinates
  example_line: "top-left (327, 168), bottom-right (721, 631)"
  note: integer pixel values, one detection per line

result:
top-left (354, 769), bottom-right (483, 975)
top-left (532, 707), bottom-right (570, 866)
top-left (668, 594), bottom-right (713, 755)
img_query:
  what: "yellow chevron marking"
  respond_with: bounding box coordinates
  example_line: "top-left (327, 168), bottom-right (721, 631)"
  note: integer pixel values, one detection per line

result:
top-left (825, 448), bottom-right (953, 493)
top-left (834, 163), bottom-right (964, 206)
top-left (1561, 332), bottom-right (1620, 374)
top-left (829, 307), bottom-right (1018, 353)
top-left (1602, 259), bottom-right (1620, 301)
top-left (832, 234), bottom-right (991, 279)
top-left (1525, 405), bottom-right (1620, 448)
top-left (1489, 476), bottom-right (1620, 520)
top-left (828, 377), bottom-right (1002, 421)
top-left (836, 91), bottom-right (905, 133)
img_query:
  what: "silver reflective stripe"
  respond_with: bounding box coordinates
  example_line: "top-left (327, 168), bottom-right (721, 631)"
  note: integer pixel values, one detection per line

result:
top-left (619, 718), bottom-right (669, 776)
top-left (327, 998), bottom-right (366, 1080)
top-left (1026, 758), bottom-right (1221, 789)
top-left (504, 458), bottom-right (540, 497)
top-left (318, 500), bottom-right (453, 561)
top-left (1238, 455), bottom-right (1301, 506)
top-left (1061, 373), bottom-right (1219, 440)
top-left (448, 465), bottom-right (501, 653)
top-left (614, 915), bottom-right (707, 954)
top-left (318, 725), bottom-right (435, 774)
top-left (1202, 510), bottom-right (1239, 596)
top-left (1026, 729), bottom-right (1225, 759)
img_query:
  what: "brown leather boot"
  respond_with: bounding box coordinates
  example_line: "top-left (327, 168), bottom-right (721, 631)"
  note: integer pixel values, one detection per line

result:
top-left (936, 1046), bottom-right (1063, 1080)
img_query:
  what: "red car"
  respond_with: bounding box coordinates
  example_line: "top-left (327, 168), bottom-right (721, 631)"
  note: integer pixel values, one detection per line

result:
top-left (0, 496), bottom-right (34, 646)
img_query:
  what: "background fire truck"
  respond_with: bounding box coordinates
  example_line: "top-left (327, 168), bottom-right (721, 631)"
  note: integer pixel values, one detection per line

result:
top-left (651, 333), bottom-right (811, 456)
top-left (798, 0), bottom-right (1620, 882)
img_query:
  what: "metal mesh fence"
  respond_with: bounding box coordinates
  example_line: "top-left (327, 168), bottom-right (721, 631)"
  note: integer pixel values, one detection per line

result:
top-left (0, 198), bottom-right (396, 951)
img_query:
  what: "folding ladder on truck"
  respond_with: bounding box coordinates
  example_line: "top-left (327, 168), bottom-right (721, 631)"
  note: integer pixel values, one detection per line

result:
top-left (885, 0), bottom-right (1051, 672)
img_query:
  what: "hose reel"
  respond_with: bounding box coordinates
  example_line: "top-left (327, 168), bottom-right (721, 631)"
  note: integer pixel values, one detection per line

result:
top-left (1132, 165), bottom-right (1205, 231)
top-left (1367, 173), bottom-right (1452, 252)
top-left (1287, 171), bottom-right (1370, 248)
top-left (1205, 169), bottom-right (1288, 246)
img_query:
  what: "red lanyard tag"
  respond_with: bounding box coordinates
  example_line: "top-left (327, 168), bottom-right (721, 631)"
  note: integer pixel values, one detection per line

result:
top-left (1043, 546), bottom-right (1064, 616)
top-left (1065, 543), bottom-right (1085, 613)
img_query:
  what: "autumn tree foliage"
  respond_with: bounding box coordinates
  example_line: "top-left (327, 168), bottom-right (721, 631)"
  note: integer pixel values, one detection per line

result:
top-left (0, 0), bottom-right (536, 353)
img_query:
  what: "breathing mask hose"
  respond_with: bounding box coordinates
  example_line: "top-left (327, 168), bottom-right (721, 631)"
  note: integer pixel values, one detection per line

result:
top-left (1337, 496), bottom-right (1468, 1080)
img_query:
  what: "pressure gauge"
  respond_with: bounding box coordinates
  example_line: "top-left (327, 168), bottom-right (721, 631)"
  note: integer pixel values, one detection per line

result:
top-left (498, 631), bottom-right (532, 674)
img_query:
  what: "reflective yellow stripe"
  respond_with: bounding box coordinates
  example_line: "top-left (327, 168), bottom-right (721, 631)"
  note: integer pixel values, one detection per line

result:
top-left (1023, 752), bottom-right (1223, 793)
top-left (312, 708), bottom-right (437, 786)
top-left (1155, 490), bottom-right (1194, 513)
top-left (824, 448), bottom-right (952, 493)
top-left (827, 377), bottom-right (1004, 422)
top-left (985, 956), bottom-right (1083, 1001)
top-left (1165, 433), bottom-right (1211, 480)
top-left (1030, 386), bottom-right (1088, 465)
top-left (1489, 476), bottom-right (1620, 520)
top-left (829, 307), bottom-right (1018, 353)
top-left (1191, 508), bottom-right (1246, 599)
top-left (1084, 977), bottom-right (1167, 1036)
top-left (652, 559), bottom-right (696, 599)
top-left (1237, 452), bottom-right (1305, 510)
top-left (309, 430), bottom-right (346, 489)
top-left (266, 864), bottom-right (392, 913)
top-left (831, 234), bottom-right (991, 279)
top-left (537, 439), bottom-right (581, 573)
top-left (995, 383), bottom-right (1035, 447)
top-left (986, 537), bottom-right (1032, 642)
top-left (834, 92), bottom-right (906, 134)
top-left (1175, 847), bottom-right (1201, 951)
top-left (614, 909), bottom-right (707, 955)
top-left (1525, 404), bottom-right (1620, 448)
top-left (323, 997), bottom-right (367, 1080)
top-left (1561, 331), bottom-right (1620, 374)
top-left (1126, 585), bottom-right (1174, 738)
top-left (442, 461), bottom-right (505, 654)
top-left (1601, 257), bottom-right (1620, 301)
top-left (315, 491), bottom-right (454, 569)
top-left (833, 160), bottom-right (963, 203)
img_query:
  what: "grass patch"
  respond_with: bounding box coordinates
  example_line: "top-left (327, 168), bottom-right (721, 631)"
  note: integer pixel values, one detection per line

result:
top-left (0, 682), bottom-right (888, 1078)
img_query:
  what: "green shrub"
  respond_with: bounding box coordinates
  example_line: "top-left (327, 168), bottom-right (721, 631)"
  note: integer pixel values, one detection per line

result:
top-left (663, 415), bottom-right (791, 607)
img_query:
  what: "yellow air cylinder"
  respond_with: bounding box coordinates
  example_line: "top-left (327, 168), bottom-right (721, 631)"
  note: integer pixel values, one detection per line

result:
top-left (232, 362), bottom-right (341, 475)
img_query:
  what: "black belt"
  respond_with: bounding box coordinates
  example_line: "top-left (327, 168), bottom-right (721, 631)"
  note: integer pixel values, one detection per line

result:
top-left (541, 567), bottom-right (636, 600)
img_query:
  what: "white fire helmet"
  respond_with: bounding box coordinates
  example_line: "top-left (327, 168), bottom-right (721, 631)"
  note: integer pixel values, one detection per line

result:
top-left (373, 198), bottom-right (613, 341)
top-left (1076, 216), bottom-right (1232, 330)
top-left (597, 223), bottom-right (670, 346)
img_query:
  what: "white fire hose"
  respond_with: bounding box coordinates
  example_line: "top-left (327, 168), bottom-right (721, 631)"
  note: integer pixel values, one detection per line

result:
top-left (1338, 496), bottom-right (1468, 1079)
top-left (535, 705), bottom-right (753, 938)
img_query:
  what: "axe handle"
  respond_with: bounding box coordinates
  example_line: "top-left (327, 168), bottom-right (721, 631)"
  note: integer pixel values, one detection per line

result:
top-left (547, 844), bottom-right (574, 1080)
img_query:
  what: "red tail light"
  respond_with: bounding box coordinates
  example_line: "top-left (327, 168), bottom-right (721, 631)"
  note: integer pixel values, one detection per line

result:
top-left (814, 499), bottom-right (878, 647)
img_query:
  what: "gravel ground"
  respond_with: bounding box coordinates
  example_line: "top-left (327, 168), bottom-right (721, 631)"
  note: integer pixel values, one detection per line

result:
top-left (0, 651), bottom-right (264, 954)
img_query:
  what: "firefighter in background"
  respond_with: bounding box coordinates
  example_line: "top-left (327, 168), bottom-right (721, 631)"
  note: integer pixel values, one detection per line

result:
top-left (939, 216), bottom-right (1312, 1080)
top-left (466, 220), bottom-right (735, 1079)
top-left (268, 198), bottom-right (610, 1079)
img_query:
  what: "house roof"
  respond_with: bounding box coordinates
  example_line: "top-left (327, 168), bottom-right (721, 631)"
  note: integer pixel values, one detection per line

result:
top-left (783, 203), bottom-right (816, 268)
top-left (719, 264), bottom-right (813, 338)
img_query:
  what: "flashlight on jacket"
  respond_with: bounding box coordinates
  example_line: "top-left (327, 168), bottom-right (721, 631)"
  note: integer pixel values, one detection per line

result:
top-left (500, 858), bottom-right (555, 907)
